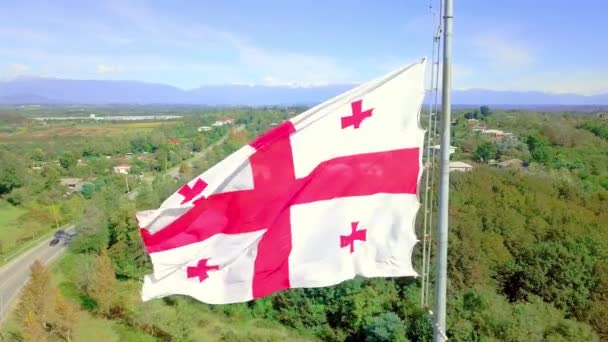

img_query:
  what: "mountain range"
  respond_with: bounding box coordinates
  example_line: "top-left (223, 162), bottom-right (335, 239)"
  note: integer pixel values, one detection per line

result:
top-left (1, 77), bottom-right (607, 107)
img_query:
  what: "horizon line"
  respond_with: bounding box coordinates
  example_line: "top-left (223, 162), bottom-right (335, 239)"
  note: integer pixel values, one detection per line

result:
top-left (2, 75), bottom-right (607, 97)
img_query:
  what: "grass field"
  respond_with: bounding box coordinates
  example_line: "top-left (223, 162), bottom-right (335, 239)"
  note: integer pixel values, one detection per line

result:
top-left (0, 204), bottom-right (57, 264)
top-left (0, 205), bottom-right (27, 255)
top-left (0, 121), bottom-right (174, 141)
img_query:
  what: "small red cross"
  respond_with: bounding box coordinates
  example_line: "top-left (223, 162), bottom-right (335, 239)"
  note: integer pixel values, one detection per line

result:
top-left (186, 258), bottom-right (219, 282)
top-left (178, 178), bottom-right (208, 204)
top-left (340, 222), bottom-right (367, 253)
top-left (341, 99), bottom-right (373, 129)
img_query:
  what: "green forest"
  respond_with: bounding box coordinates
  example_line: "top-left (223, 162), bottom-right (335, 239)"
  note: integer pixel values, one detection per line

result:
top-left (1, 106), bottom-right (607, 341)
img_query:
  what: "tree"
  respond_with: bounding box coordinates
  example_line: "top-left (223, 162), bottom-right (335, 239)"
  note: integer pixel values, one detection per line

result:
top-left (59, 151), bottom-right (78, 169)
top-left (363, 312), bottom-right (408, 342)
top-left (7, 187), bottom-right (29, 206)
top-left (53, 289), bottom-right (79, 342)
top-left (588, 300), bottom-right (608, 340)
top-left (136, 183), bottom-right (160, 210)
top-left (42, 166), bottom-right (60, 189)
top-left (408, 310), bottom-right (433, 342)
top-left (31, 147), bottom-right (45, 162)
top-left (192, 135), bottom-right (207, 152)
top-left (157, 149), bottom-right (168, 172)
top-left (526, 134), bottom-right (550, 164)
top-left (89, 250), bottom-right (117, 315)
top-left (500, 239), bottom-right (600, 319)
top-left (48, 204), bottom-right (63, 229)
top-left (80, 183), bottom-right (96, 199)
top-left (179, 162), bottom-right (192, 177)
top-left (22, 311), bottom-right (46, 342)
top-left (480, 105), bottom-right (492, 117)
top-left (70, 206), bottom-right (109, 254)
top-left (474, 141), bottom-right (498, 162)
top-left (192, 158), bottom-right (210, 174)
top-left (107, 203), bottom-right (151, 279)
top-left (464, 110), bottom-right (480, 120)
top-left (0, 151), bottom-right (25, 195)
top-left (18, 261), bottom-right (53, 339)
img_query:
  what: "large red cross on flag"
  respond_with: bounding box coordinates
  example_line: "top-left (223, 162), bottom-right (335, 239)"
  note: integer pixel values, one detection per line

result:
top-left (137, 58), bottom-right (426, 304)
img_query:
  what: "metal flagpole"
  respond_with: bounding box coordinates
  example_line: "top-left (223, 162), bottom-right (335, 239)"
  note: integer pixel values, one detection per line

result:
top-left (433, 0), bottom-right (452, 340)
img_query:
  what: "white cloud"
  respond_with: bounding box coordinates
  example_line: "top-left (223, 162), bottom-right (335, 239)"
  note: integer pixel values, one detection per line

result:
top-left (472, 33), bottom-right (535, 68)
top-left (102, 0), bottom-right (357, 86)
top-left (234, 43), bottom-right (354, 86)
top-left (10, 63), bottom-right (30, 74)
top-left (96, 64), bottom-right (125, 74)
top-left (1, 63), bottom-right (31, 79)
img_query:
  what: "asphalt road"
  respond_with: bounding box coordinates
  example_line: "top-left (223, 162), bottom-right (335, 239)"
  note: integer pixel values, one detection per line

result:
top-left (0, 226), bottom-right (75, 326)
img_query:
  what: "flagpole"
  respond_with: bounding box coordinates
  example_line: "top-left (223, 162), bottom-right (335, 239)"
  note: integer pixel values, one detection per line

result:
top-left (434, 0), bottom-right (452, 341)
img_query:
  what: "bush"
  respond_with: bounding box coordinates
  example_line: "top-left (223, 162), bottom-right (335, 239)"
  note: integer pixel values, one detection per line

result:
top-left (70, 214), bottom-right (109, 254)
top-left (7, 187), bottom-right (29, 205)
top-left (474, 142), bottom-right (498, 162)
top-left (500, 239), bottom-right (600, 318)
top-left (80, 183), bottom-right (96, 199)
top-left (363, 312), bottom-right (408, 342)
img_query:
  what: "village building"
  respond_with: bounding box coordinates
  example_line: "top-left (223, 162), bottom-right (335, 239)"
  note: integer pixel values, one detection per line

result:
top-left (497, 159), bottom-right (526, 169)
top-left (113, 164), bottom-right (131, 174)
top-left (197, 126), bottom-right (213, 132)
top-left (449, 161), bottom-right (474, 172)
top-left (482, 129), bottom-right (505, 140)
top-left (60, 178), bottom-right (84, 193)
top-left (211, 117), bottom-right (234, 127)
top-left (431, 145), bottom-right (457, 156)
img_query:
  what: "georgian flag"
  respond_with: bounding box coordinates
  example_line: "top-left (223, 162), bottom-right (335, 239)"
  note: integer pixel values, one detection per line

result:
top-left (137, 58), bottom-right (426, 304)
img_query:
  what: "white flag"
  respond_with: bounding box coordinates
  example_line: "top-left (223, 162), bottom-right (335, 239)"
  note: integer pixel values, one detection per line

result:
top-left (138, 58), bottom-right (427, 304)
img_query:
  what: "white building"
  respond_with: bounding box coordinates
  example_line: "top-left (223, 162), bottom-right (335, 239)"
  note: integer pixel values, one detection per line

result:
top-left (197, 126), bottom-right (213, 132)
top-left (482, 129), bottom-right (505, 139)
top-left (449, 161), bottom-right (474, 172)
top-left (211, 117), bottom-right (234, 127)
top-left (113, 164), bottom-right (131, 175)
top-left (431, 145), bottom-right (457, 155)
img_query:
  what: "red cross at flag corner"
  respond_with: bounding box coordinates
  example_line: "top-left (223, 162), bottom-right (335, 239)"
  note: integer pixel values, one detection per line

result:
top-left (137, 58), bottom-right (427, 304)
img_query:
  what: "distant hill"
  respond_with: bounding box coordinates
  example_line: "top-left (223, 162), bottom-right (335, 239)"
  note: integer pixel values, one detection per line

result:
top-left (450, 89), bottom-right (608, 107)
top-left (0, 77), bottom-right (186, 104)
top-left (1, 77), bottom-right (607, 106)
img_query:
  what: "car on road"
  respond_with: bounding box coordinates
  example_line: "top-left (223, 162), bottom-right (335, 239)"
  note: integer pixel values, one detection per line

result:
top-left (49, 238), bottom-right (60, 246)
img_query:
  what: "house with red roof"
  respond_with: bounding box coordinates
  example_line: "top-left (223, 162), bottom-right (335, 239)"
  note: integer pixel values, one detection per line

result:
top-left (211, 117), bottom-right (234, 127)
top-left (113, 164), bottom-right (131, 175)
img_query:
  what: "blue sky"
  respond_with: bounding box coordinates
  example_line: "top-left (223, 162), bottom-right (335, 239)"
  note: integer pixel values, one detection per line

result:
top-left (0, 0), bottom-right (606, 94)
